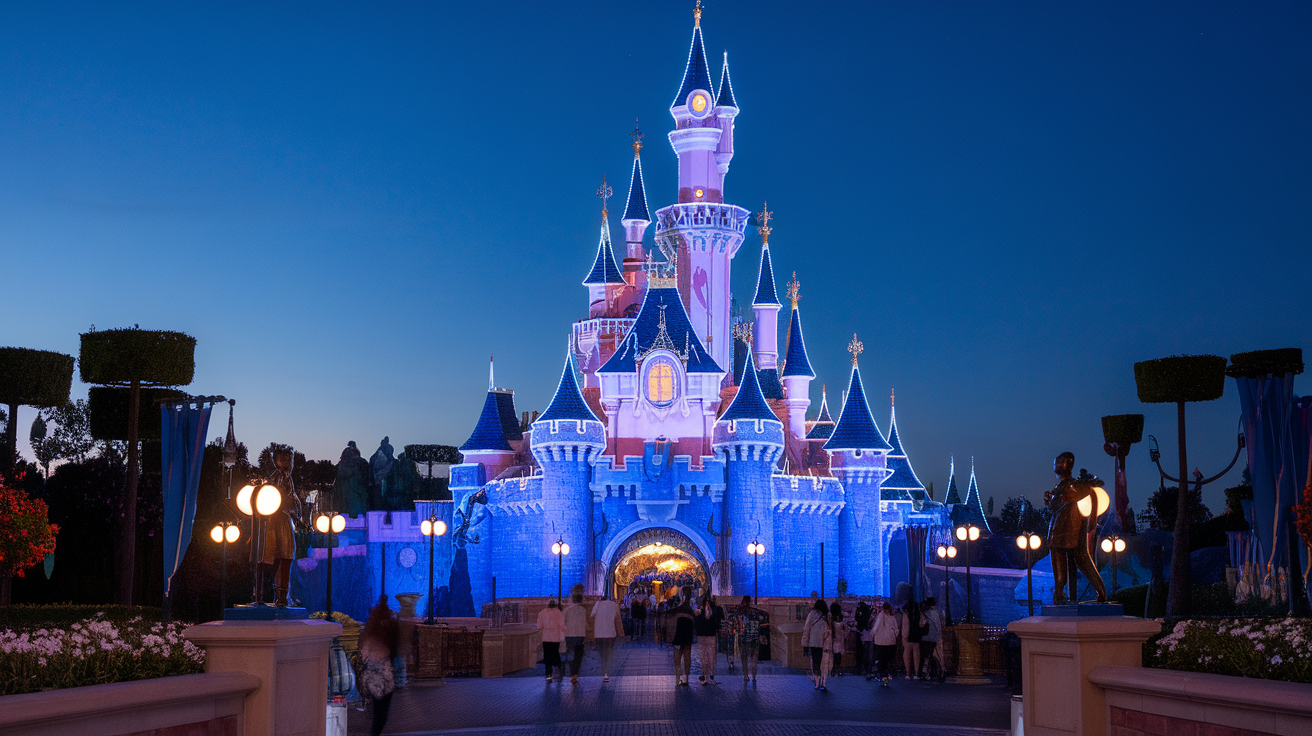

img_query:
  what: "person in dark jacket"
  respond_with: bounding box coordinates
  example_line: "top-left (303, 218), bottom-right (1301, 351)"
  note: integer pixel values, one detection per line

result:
top-left (693, 594), bottom-right (724, 684)
top-left (670, 589), bottom-right (696, 686)
top-left (359, 596), bottom-right (401, 736)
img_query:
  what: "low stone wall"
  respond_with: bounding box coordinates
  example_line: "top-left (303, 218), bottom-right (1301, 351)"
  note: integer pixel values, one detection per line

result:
top-left (0, 671), bottom-right (257, 736)
top-left (1091, 665), bottom-right (1312, 736)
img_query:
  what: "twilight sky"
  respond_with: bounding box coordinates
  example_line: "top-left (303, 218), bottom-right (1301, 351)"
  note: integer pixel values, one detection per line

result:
top-left (2, 1), bottom-right (1309, 514)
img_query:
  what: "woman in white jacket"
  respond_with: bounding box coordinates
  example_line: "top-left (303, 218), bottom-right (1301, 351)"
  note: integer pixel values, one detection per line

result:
top-left (871, 601), bottom-right (900, 687)
top-left (800, 598), bottom-right (829, 688)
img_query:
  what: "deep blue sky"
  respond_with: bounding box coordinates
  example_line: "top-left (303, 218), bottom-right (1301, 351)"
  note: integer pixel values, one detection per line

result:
top-left (2, 1), bottom-right (1309, 514)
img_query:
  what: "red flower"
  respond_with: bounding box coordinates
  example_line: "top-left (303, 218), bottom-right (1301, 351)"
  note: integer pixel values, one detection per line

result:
top-left (0, 484), bottom-right (58, 580)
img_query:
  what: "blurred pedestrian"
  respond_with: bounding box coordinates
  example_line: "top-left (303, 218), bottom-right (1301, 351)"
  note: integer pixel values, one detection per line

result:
top-left (854, 602), bottom-right (872, 678)
top-left (359, 596), bottom-right (400, 736)
top-left (670, 589), bottom-right (696, 686)
top-left (829, 602), bottom-right (847, 676)
top-left (564, 585), bottom-right (587, 686)
top-left (631, 594), bottom-right (647, 640)
top-left (731, 595), bottom-right (766, 685)
top-left (537, 599), bottom-right (565, 683)
top-left (694, 593), bottom-right (723, 685)
top-left (801, 598), bottom-right (829, 688)
top-left (900, 599), bottom-right (922, 680)
top-left (871, 601), bottom-right (899, 687)
top-left (920, 597), bottom-right (944, 681)
top-left (592, 592), bottom-right (623, 682)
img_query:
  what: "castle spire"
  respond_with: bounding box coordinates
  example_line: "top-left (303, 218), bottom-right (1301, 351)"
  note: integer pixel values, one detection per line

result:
top-left (882, 401), bottom-right (927, 496)
top-left (945, 457), bottom-right (962, 505)
top-left (752, 204), bottom-right (780, 306)
top-left (719, 351), bottom-right (777, 423)
top-left (622, 123), bottom-right (651, 224)
top-left (673, 2), bottom-right (714, 109)
top-left (582, 177), bottom-right (624, 286)
top-left (780, 300), bottom-right (814, 379)
top-left (717, 50), bottom-right (738, 109)
top-left (963, 459), bottom-right (991, 531)
top-left (537, 351), bottom-right (600, 424)
top-left (823, 358), bottom-right (892, 452)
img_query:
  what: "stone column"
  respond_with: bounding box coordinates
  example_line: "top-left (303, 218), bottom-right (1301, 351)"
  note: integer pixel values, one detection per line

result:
top-left (1008, 615), bottom-right (1160, 736)
top-left (185, 619), bottom-right (342, 736)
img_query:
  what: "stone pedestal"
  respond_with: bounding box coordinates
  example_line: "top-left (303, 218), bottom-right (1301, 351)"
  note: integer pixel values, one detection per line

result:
top-left (949, 623), bottom-right (989, 683)
top-left (1008, 615), bottom-right (1160, 736)
top-left (185, 619), bottom-right (342, 736)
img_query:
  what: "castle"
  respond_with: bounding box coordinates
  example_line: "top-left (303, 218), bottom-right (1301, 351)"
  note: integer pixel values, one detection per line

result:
top-left (442, 6), bottom-right (981, 609)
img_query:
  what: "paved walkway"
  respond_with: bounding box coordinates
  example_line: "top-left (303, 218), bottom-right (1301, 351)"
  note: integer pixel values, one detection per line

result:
top-left (348, 642), bottom-right (1012, 736)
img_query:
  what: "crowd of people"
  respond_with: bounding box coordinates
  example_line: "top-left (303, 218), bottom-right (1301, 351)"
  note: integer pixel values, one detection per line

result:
top-left (802, 595), bottom-right (945, 690)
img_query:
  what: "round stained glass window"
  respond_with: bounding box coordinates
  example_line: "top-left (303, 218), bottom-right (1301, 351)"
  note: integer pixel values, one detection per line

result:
top-left (644, 358), bottom-right (678, 407)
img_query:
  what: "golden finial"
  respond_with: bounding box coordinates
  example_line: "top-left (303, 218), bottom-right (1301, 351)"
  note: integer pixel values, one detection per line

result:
top-left (733, 321), bottom-right (753, 346)
top-left (785, 271), bottom-right (800, 310)
top-left (756, 201), bottom-right (772, 245)
top-left (597, 175), bottom-right (613, 218)
top-left (630, 119), bottom-right (643, 157)
top-left (694, 0), bottom-right (702, 28)
top-left (891, 388), bottom-right (895, 406)
top-left (847, 333), bottom-right (864, 367)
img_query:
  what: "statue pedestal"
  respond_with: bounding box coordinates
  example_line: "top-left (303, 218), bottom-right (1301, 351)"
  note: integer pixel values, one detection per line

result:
top-left (1008, 615), bottom-right (1160, 736)
top-left (185, 619), bottom-right (341, 736)
top-left (223, 605), bottom-right (308, 621)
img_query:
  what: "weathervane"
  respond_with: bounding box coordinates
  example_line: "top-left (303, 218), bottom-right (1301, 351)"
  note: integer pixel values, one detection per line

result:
top-left (733, 320), bottom-right (753, 346)
top-left (891, 388), bottom-right (895, 406)
top-left (631, 120), bottom-right (643, 157)
top-left (694, 0), bottom-right (702, 28)
top-left (597, 175), bottom-right (613, 218)
top-left (847, 333), bottom-right (864, 367)
top-left (785, 271), bottom-right (800, 309)
top-left (756, 201), bottom-right (772, 245)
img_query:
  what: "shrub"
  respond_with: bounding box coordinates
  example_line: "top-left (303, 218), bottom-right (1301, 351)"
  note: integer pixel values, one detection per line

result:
top-left (1147, 617), bottom-right (1312, 684)
top-left (1133, 355), bottom-right (1227, 404)
top-left (0, 611), bottom-right (203, 694)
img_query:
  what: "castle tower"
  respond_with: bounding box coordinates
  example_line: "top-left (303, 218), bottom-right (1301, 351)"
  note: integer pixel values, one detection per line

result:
top-left (582, 177), bottom-right (626, 318)
top-left (654, 4), bottom-right (750, 373)
top-left (458, 356), bottom-right (523, 482)
top-left (805, 386), bottom-right (835, 440)
top-left (530, 354), bottom-right (607, 597)
top-left (961, 459), bottom-right (991, 531)
top-left (621, 124), bottom-right (652, 292)
top-left (714, 351), bottom-right (783, 596)
top-left (780, 274), bottom-right (814, 441)
top-left (751, 210), bottom-right (781, 369)
top-left (945, 458), bottom-right (962, 504)
top-left (882, 398), bottom-right (928, 502)
top-left (824, 336), bottom-right (893, 595)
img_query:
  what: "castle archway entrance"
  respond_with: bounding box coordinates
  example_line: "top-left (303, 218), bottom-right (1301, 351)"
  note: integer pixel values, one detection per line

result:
top-left (607, 526), bottom-right (710, 602)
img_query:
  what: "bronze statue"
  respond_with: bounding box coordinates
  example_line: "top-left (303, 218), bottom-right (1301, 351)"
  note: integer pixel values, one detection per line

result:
top-left (1045, 452), bottom-right (1107, 604)
top-left (256, 447), bottom-right (299, 606)
top-left (334, 441), bottom-right (372, 515)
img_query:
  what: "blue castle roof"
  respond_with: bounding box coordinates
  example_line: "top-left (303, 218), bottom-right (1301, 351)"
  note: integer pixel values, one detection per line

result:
top-left (960, 461), bottom-right (992, 531)
top-left (460, 389), bottom-right (522, 453)
top-left (882, 407), bottom-right (926, 492)
top-left (753, 245), bottom-right (780, 306)
top-left (944, 459), bottom-right (962, 504)
top-left (720, 352), bottom-right (777, 423)
top-left (582, 215), bottom-right (624, 285)
top-left (780, 306), bottom-right (815, 378)
top-left (757, 366), bottom-right (784, 399)
top-left (717, 52), bottom-right (738, 109)
top-left (537, 354), bottom-right (600, 424)
top-left (622, 154), bottom-right (650, 223)
top-left (824, 366), bottom-right (892, 452)
top-left (673, 22), bottom-right (714, 108)
top-left (599, 287), bottom-right (721, 374)
top-left (805, 388), bottom-right (835, 440)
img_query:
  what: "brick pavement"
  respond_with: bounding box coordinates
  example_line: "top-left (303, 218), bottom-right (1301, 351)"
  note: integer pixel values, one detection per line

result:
top-left (347, 642), bottom-right (1012, 736)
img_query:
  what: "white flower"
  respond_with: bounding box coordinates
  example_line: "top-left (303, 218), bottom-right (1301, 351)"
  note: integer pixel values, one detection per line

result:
top-left (1271, 655), bottom-right (1283, 665)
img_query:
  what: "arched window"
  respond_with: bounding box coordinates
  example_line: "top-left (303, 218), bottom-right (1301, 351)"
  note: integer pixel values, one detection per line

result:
top-left (645, 359), bottom-right (677, 407)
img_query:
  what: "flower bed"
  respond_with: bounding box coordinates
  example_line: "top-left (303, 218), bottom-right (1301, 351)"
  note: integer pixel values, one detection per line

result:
top-left (1147, 617), bottom-right (1312, 684)
top-left (0, 610), bottom-right (204, 694)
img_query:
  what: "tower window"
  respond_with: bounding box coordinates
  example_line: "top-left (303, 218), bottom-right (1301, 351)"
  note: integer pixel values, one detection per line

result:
top-left (645, 359), bottom-right (677, 407)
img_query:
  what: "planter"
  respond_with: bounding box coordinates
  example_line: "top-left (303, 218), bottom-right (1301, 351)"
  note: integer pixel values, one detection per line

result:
top-left (395, 593), bottom-right (423, 620)
top-left (338, 621), bottom-right (362, 653)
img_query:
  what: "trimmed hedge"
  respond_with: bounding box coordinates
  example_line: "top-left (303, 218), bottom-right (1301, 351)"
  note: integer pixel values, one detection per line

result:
top-left (404, 444), bottom-right (462, 464)
top-left (88, 386), bottom-right (188, 441)
top-left (1101, 414), bottom-right (1145, 446)
top-left (79, 329), bottom-right (196, 387)
top-left (1133, 355), bottom-right (1226, 404)
top-left (0, 347), bottom-right (75, 407)
top-left (1226, 348), bottom-right (1304, 379)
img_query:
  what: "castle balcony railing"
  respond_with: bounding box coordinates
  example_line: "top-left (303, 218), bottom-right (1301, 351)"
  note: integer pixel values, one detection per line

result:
top-left (572, 318), bottom-right (636, 350)
top-left (654, 202), bottom-right (751, 238)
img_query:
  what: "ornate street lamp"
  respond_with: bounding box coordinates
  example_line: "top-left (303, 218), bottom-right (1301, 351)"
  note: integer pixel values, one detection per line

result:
top-left (421, 514), bottom-right (448, 624)
top-left (747, 541), bottom-right (765, 604)
top-left (1016, 533), bottom-right (1043, 617)
top-left (209, 521), bottom-right (241, 612)
top-left (314, 512), bottom-right (346, 617)
top-left (236, 481), bottom-right (282, 605)
top-left (955, 524), bottom-right (982, 623)
top-left (551, 538), bottom-right (570, 601)
top-left (935, 544), bottom-right (957, 626)
top-left (1100, 536), bottom-right (1127, 597)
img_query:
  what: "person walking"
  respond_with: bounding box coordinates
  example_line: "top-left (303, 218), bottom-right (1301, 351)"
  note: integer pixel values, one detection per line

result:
top-left (801, 598), bottom-right (829, 688)
top-left (536, 599), bottom-right (565, 683)
top-left (818, 605), bottom-right (835, 691)
top-left (829, 602), bottom-right (848, 676)
top-left (564, 585), bottom-right (588, 686)
top-left (694, 594), bottom-right (723, 685)
top-left (592, 592), bottom-right (623, 682)
top-left (630, 594), bottom-right (647, 640)
top-left (920, 597), bottom-right (944, 681)
top-left (900, 599), bottom-right (922, 680)
top-left (871, 601), bottom-right (899, 687)
top-left (731, 595), bottom-right (766, 685)
top-left (670, 590), bottom-right (696, 686)
top-left (854, 602), bottom-right (872, 679)
top-left (359, 595), bottom-right (400, 736)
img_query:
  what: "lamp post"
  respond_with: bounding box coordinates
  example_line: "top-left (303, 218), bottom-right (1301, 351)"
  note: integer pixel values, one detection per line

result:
top-left (236, 481), bottom-right (282, 605)
top-left (1100, 536), bottom-right (1126, 597)
top-left (747, 541), bottom-right (765, 604)
top-left (955, 524), bottom-right (981, 623)
top-left (209, 521), bottom-right (241, 613)
top-left (935, 544), bottom-right (957, 626)
top-left (1015, 533), bottom-right (1043, 617)
top-left (314, 512), bottom-right (346, 617)
top-left (551, 538), bottom-right (570, 601)
top-left (421, 514), bottom-right (448, 624)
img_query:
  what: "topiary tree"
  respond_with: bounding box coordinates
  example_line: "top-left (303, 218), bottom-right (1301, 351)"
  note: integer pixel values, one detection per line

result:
top-left (1133, 354), bottom-right (1226, 618)
top-left (0, 347), bottom-right (75, 475)
top-left (0, 482), bottom-right (59, 606)
top-left (79, 328), bottom-right (195, 605)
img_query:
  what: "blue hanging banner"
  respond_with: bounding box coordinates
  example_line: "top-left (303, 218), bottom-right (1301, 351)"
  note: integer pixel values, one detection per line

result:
top-left (161, 401), bottom-right (214, 602)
